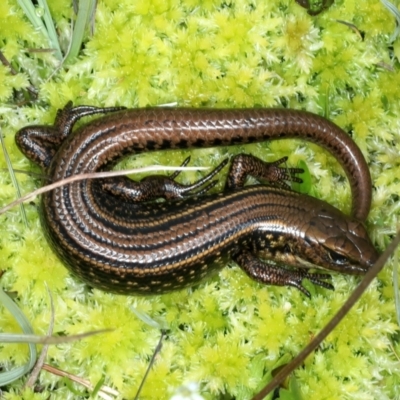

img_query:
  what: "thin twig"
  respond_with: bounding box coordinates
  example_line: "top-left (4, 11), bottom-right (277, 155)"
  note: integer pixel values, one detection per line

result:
top-left (41, 364), bottom-right (119, 399)
top-left (0, 329), bottom-right (114, 345)
top-left (1, 168), bottom-right (49, 180)
top-left (24, 284), bottom-right (55, 388)
top-left (134, 330), bottom-right (167, 400)
top-left (0, 164), bottom-right (209, 215)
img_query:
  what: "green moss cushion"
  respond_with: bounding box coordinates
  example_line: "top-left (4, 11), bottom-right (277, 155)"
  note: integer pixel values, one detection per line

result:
top-left (0, 0), bottom-right (399, 398)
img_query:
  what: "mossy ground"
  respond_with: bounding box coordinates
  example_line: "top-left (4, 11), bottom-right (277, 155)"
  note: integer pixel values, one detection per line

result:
top-left (1, 0), bottom-right (400, 399)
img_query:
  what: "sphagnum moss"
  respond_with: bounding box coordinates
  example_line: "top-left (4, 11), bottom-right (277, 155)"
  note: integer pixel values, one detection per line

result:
top-left (1, 0), bottom-right (399, 399)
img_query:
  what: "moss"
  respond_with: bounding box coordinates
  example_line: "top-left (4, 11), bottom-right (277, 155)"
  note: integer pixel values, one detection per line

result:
top-left (1, 0), bottom-right (399, 399)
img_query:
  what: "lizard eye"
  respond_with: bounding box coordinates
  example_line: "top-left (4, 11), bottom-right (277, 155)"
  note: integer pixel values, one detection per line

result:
top-left (327, 250), bottom-right (349, 265)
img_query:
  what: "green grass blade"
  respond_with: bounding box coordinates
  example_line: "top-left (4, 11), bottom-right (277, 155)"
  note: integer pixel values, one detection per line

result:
top-left (0, 129), bottom-right (28, 227)
top-left (65, 0), bottom-right (97, 64)
top-left (37, 0), bottom-right (63, 60)
top-left (0, 288), bottom-right (37, 386)
top-left (394, 248), bottom-right (400, 326)
top-left (381, 0), bottom-right (400, 42)
top-left (17, 0), bottom-right (62, 60)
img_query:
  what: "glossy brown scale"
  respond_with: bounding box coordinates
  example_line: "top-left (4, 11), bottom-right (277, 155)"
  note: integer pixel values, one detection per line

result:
top-left (15, 103), bottom-right (378, 296)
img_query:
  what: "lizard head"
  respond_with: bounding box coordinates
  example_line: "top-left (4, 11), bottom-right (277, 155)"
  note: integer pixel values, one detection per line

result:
top-left (294, 206), bottom-right (379, 275)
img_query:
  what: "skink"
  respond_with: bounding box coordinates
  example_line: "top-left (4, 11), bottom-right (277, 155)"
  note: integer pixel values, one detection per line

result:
top-left (15, 103), bottom-right (378, 296)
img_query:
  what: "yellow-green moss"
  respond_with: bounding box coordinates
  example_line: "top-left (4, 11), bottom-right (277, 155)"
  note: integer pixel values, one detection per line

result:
top-left (1, 0), bottom-right (400, 399)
